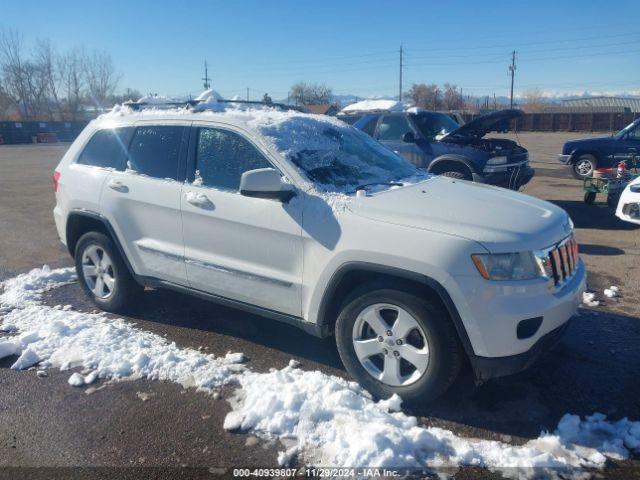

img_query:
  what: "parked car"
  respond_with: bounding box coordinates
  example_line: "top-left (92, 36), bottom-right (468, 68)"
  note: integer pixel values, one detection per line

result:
top-left (616, 175), bottom-right (640, 225)
top-left (558, 118), bottom-right (640, 179)
top-left (53, 103), bottom-right (584, 403)
top-left (353, 108), bottom-right (534, 190)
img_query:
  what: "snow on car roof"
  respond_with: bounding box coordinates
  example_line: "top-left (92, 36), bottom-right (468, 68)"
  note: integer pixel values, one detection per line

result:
top-left (340, 99), bottom-right (405, 114)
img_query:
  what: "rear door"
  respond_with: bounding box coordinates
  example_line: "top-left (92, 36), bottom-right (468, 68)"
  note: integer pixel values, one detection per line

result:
top-left (181, 124), bottom-right (303, 316)
top-left (100, 123), bottom-right (189, 285)
top-left (376, 114), bottom-right (429, 167)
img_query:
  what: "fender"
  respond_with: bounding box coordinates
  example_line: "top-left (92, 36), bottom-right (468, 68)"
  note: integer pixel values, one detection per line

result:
top-left (427, 154), bottom-right (478, 174)
top-left (66, 209), bottom-right (137, 279)
top-left (568, 149), bottom-right (603, 166)
top-left (316, 261), bottom-right (475, 358)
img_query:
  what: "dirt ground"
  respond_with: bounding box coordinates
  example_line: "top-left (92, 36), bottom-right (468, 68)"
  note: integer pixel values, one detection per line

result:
top-left (0, 134), bottom-right (638, 478)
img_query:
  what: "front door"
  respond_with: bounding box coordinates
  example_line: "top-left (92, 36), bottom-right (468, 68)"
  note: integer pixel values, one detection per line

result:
top-left (181, 125), bottom-right (303, 316)
top-left (100, 124), bottom-right (189, 285)
top-left (376, 114), bottom-right (430, 167)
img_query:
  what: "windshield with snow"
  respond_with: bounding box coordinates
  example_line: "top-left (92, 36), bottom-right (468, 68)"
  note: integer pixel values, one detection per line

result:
top-left (412, 112), bottom-right (460, 140)
top-left (258, 117), bottom-right (421, 193)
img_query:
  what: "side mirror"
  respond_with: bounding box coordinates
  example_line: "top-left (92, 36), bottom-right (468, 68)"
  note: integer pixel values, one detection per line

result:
top-left (402, 131), bottom-right (416, 143)
top-left (240, 168), bottom-right (295, 202)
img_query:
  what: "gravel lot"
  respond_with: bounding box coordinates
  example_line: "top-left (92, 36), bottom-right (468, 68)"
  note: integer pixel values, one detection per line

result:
top-left (0, 133), bottom-right (638, 478)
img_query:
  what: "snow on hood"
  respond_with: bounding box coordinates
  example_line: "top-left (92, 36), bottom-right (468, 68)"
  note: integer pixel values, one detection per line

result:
top-left (2, 266), bottom-right (640, 477)
top-left (445, 108), bottom-right (523, 138)
top-left (349, 176), bottom-right (571, 252)
top-left (341, 99), bottom-right (404, 114)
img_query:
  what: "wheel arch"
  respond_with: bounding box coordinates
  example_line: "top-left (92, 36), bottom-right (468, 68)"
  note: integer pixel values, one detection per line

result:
top-left (316, 262), bottom-right (475, 357)
top-left (570, 149), bottom-right (602, 165)
top-left (65, 210), bottom-right (136, 278)
top-left (427, 154), bottom-right (477, 177)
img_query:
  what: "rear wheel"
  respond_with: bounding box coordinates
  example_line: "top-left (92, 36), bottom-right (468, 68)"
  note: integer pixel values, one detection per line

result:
top-left (573, 155), bottom-right (596, 179)
top-left (75, 232), bottom-right (142, 312)
top-left (335, 286), bottom-right (463, 404)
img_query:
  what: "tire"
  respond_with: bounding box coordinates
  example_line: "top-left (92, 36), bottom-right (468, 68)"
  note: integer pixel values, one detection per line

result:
top-left (573, 155), bottom-right (596, 179)
top-left (441, 171), bottom-right (468, 180)
top-left (335, 285), bottom-right (463, 404)
top-left (584, 191), bottom-right (596, 205)
top-left (74, 232), bottom-right (142, 312)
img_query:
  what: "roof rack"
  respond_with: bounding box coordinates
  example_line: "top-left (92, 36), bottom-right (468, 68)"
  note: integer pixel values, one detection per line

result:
top-left (123, 98), bottom-right (304, 112)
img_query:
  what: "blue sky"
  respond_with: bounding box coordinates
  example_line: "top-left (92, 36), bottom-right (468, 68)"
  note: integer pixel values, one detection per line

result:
top-left (2, 0), bottom-right (639, 100)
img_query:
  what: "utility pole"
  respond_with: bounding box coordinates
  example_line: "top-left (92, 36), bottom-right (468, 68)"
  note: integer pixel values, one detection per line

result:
top-left (509, 50), bottom-right (516, 109)
top-left (202, 60), bottom-right (211, 90)
top-left (398, 44), bottom-right (403, 102)
top-left (246, 88), bottom-right (249, 101)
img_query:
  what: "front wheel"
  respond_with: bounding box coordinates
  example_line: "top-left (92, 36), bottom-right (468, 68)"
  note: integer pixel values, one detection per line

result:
top-left (573, 155), bottom-right (596, 179)
top-left (335, 286), bottom-right (463, 404)
top-left (75, 232), bottom-right (142, 312)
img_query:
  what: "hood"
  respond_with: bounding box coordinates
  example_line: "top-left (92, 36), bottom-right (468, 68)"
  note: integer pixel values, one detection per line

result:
top-left (565, 135), bottom-right (613, 145)
top-left (348, 177), bottom-right (571, 253)
top-left (444, 109), bottom-right (524, 139)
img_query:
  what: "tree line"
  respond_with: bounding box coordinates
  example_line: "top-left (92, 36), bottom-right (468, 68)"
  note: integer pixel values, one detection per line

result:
top-left (0, 29), bottom-right (139, 121)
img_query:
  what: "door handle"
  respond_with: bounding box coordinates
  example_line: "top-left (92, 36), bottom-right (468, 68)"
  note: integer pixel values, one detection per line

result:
top-left (108, 179), bottom-right (128, 192)
top-left (184, 191), bottom-right (214, 209)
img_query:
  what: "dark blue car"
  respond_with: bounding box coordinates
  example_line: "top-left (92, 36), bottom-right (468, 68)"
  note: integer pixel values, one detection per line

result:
top-left (352, 108), bottom-right (534, 190)
top-left (558, 118), bottom-right (640, 178)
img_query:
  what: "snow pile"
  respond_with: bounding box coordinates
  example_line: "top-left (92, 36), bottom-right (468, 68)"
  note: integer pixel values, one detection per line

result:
top-left (225, 364), bottom-right (640, 477)
top-left (3, 266), bottom-right (640, 478)
top-left (603, 286), bottom-right (620, 298)
top-left (582, 292), bottom-right (600, 307)
top-left (0, 266), bottom-right (244, 389)
top-left (341, 99), bottom-right (404, 114)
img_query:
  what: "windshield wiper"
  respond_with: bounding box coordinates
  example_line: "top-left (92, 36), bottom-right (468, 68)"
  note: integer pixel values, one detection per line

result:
top-left (353, 181), bottom-right (404, 193)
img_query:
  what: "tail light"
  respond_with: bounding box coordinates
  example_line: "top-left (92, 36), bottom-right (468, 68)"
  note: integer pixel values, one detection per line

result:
top-left (53, 171), bottom-right (61, 192)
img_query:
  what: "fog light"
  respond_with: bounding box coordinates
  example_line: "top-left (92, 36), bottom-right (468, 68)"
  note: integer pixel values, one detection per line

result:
top-left (622, 202), bottom-right (640, 219)
top-left (517, 316), bottom-right (543, 339)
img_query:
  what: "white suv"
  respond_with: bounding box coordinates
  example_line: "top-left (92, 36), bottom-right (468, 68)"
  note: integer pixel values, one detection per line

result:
top-left (53, 101), bottom-right (586, 402)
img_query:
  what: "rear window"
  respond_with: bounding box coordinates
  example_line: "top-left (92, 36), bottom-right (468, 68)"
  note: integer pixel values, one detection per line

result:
top-left (127, 126), bottom-right (185, 180)
top-left (77, 128), bottom-right (134, 170)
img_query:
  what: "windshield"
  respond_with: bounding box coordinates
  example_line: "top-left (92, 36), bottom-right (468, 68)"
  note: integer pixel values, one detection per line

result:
top-left (615, 120), bottom-right (640, 139)
top-left (411, 112), bottom-right (460, 140)
top-left (258, 117), bottom-right (421, 193)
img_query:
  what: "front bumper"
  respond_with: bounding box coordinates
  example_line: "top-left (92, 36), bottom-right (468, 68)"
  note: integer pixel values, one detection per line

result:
top-left (470, 319), bottom-right (571, 381)
top-left (446, 259), bottom-right (586, 372)
top-left (558, 154), bottom-right (572, 164)
top-left (473, 166), bottom-right (535, 190)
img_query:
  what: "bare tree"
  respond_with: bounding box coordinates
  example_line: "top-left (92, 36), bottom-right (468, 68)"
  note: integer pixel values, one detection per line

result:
top-left (522, 88), bottom-right (546, 113)
top-left (0, 29), bottom-right (33, 117)
top-left (58, 48), bottom-right (86, 120)
top-left (290, 82), bottom-right (332, 105)
top-left (34, 39), bottom-right (62, 119)
top-left (443, 83), bottom-right (464, 111)
top-left (406, 83), bottom-right (441, 110)
top-left (84, 50), bottom-right (120, 108)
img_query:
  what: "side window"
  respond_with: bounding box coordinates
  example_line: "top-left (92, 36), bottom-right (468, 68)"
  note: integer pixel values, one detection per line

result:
top-left (194, 128), bottom-right (272, 191)
top-left (127, 126), bottom-right (185, 180)
top-left (628, 124), bottom-right (640, 141)
top-left (77, 128), bottom-right (134, 170)
top-left (359, 115), bottom-right (379, 137)
top-left (377, 115), bottom-right (413, 141)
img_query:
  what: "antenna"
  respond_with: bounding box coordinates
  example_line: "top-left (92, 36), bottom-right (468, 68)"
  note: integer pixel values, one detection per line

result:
top-left (202, 60), bottom-right (211, 90)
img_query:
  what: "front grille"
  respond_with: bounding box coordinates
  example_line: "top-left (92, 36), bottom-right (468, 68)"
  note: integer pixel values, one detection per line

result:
top-left (537, 235), bottom-right (579, 288)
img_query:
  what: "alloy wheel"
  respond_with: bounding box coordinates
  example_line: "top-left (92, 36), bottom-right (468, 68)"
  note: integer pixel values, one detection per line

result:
top-left (352, 303), bottom-right (430, 387)
top-left (81, 244), bottom-right (116, 299)
top-left (575, 159), bottom-right (593, 177)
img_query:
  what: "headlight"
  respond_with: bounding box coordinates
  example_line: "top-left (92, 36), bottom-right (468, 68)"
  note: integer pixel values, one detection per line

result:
top-left (486, 156), bottom-right (507, 166)
top-left (471, 252), bottom-right (541, 281)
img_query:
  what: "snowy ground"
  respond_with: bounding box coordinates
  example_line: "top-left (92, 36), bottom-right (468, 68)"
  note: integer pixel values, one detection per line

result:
top-left (1, 266), bottom-right (639, 479)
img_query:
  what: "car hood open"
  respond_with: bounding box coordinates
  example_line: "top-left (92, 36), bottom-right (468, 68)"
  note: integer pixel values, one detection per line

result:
top-left (443, 109), bottom-right (524, 139)
top-left (348, 176), bottom-right (571, 253)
